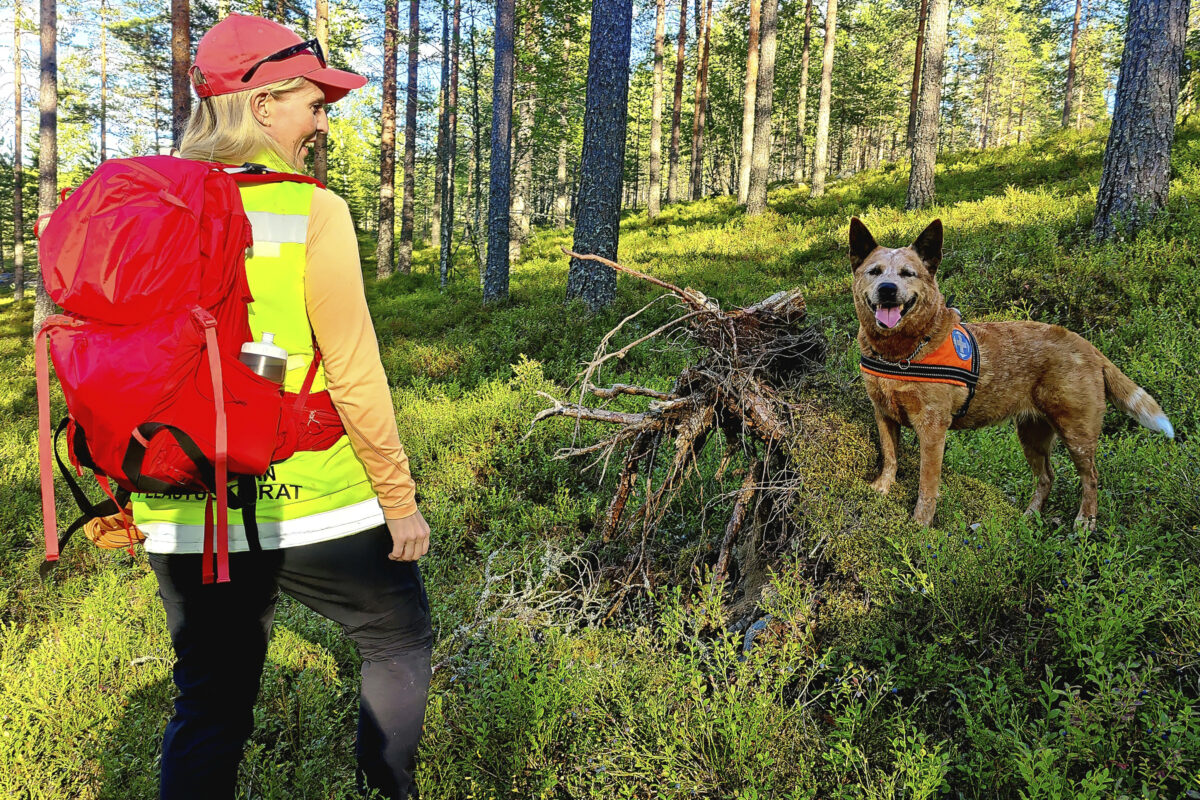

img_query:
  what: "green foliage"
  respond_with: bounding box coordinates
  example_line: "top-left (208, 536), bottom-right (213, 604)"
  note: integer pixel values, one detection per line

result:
top-left (3, 125), bottom-right (1200, 797)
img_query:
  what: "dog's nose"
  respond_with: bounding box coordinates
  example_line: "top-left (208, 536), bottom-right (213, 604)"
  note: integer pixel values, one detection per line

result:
top-left (877, 282), bottom-right (899, 303)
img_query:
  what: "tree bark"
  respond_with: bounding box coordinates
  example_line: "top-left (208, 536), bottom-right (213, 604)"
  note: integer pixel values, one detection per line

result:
top-left (666, 0), bottom-right (688, 203)
top-left (470, 17), bottom-right (485, 278)
top-left (100, 0), bottom-right (107, 162)
top-left (567, 0), bottom-right (632, 311)
top-left (689, 0), bottom-right (712, 200)
top-left (34, 0), bottom-right (56, 333)
top-left (1062, 0), bottom-right (1082, 129)
top-left (809, 0), bottom-right (836, 197)
top-left (905, 0), bottom-right (929, 150)
top-left (439, 0), bottom-right (460, 290)
top-left (647, 0), bottom-right (666, 218)
top-left (170, 0), bottom-right (190, 149)
top-left (433, 4), bottom-right (448, 253)
top-left (555, 21), bottom-right (573, 228)
top-left (792, 0), bottom-right (812, 182)
top-left (485, 0), bottom-right (516, 303)
top-left (1093, 0), bottom-right (1189, 240)
top-left (904, 0), bottom-right (949, 209)
top-left (13, 0), bottom-right (25, 302)
top-left (510, 0), bottom-right (540, 259)
top-left (377, 0), bottom-right (399, 278)
top-left (737, 0), bottom-right (761, 204)
top-left (398, 0), bottom-right (420, 273)
top-left (313, 0), bottom-right (329, 181)
top-left (745, 0), bottom-right (777, 215)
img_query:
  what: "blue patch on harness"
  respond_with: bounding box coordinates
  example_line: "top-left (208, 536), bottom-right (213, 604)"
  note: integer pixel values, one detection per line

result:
top-left (952, 329), bottom-right (972, 361)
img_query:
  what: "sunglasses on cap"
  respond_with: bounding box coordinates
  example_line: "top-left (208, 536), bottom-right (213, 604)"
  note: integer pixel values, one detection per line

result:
top-left (240, 37), bottom-right (326, 84)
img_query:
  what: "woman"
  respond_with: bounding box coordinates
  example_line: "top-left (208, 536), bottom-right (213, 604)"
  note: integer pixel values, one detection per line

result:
top-left (133, 14), bottom-right (432, 800)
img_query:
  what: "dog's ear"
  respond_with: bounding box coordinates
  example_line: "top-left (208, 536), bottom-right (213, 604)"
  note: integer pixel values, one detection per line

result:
top-left (849, 217), bottom-right (878, 271)
top-left (911, 219), bottom-right (943, 274)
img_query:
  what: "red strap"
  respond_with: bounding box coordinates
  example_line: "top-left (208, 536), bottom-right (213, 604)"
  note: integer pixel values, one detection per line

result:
top-left (293, 347), bottom-right (323, 413)
top-left (35, 324), bottom-right (59, 562)
top-left (202, 496), bottom-right (215, 585)
top-left (201, 322), bottom-right (231, 583)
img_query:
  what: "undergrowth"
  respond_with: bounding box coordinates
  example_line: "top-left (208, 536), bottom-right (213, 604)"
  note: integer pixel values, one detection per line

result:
top-left (1, 125), bottom-right (1198, 798)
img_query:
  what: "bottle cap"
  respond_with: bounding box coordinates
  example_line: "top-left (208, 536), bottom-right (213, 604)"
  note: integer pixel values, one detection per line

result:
top-left (239, 332), bottom-right (288, 361)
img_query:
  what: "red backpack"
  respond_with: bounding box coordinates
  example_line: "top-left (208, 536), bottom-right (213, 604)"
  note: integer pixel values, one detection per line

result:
top-left (36, 156), bottom-right (345, 583)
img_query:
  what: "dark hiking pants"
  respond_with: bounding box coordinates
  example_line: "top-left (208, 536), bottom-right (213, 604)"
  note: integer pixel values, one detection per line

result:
top-left (149, 524), bottom-right (433, 800)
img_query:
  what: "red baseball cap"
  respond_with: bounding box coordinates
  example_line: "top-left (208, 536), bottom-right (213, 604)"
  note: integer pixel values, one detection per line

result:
top-left (190, 14), bottom-right (366, 103)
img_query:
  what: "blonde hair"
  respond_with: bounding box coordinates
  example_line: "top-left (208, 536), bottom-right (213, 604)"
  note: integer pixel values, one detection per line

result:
top-left (178, 76), bottom-right (311, 170)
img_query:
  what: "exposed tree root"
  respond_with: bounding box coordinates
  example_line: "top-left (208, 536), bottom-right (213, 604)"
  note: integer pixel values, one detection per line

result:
top-left (532, 252), bottom-right (828, 616)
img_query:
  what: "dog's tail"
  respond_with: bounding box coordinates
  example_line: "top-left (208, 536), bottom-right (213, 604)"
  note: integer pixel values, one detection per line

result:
top-left (1101, 357), bottom-right (1174, 439)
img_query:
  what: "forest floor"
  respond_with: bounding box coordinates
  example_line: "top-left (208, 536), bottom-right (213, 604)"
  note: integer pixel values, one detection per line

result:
top-left (2, 125), bottom-right (1199, 799)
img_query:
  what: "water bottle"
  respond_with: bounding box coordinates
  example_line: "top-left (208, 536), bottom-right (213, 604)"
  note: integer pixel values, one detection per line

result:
top-left (239, 332), bottom-right (288, 385)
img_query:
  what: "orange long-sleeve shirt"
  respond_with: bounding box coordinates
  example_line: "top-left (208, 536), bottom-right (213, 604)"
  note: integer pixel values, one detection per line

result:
top-left (305, 187), bottom-right (417, 520)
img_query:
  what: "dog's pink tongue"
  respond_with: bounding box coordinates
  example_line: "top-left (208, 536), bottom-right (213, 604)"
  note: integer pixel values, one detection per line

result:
top-left (875, 306), bottom-right (902, 328)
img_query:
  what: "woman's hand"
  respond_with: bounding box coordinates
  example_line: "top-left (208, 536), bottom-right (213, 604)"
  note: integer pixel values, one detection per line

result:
top-left (386, 508), bottom-right (430, 561)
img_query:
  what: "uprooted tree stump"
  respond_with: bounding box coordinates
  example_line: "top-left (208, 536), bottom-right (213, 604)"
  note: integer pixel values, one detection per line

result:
top-left (531, 250), bottom-right (827, 615)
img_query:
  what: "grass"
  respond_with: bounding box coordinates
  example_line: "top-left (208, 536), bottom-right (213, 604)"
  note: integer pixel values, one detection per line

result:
top-left (2, 123), bottom-right (1199, 798)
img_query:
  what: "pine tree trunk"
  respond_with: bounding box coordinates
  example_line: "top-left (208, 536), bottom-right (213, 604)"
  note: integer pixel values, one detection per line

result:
top-left (1093, 0), bottom-right (1189, 239)
top-left (793, 0), bottom-right (812, 182)
top-left (377, 0), bottom-right (399, 278)
top-left (170, 0), bottom-right (190, 149)
top-left (510, 0), bottom-right (540, 259)
top-left (745, 0), bottom-right (777, 215)
top-left (980, 50), bottom-right (993, 149)
top-left (567, 0), bottom-right (632, 311)
top-left (13, 0), bottom-right (25, 302)
top-left (809, 0), bottom-right (837, 197)
top-left (439, 0), bottom-right (460, 290)
top-left (485, 0), bottom-right (516, 303)
top-left (689, 0), bottom-right (712, 200)
top-left (34, 0), bottom-right (56, 333)
top-left (398, 0), bottom-right (420, 273)
top-left (667, 0), bottom-right (688, 203)
top-left (555, 23), bottom-right (571, 228)
top-left (313, 0), bottom-right (329, 182)
top-left (904, 0), bottom-right (949, 209)
top-left (906, 0), bottom-right (929, 149)
top-left (737, 0), bottom-right (761, 205)
top-left (470, 18), bottom-right (485, 278)
top-left (1062, 0), bottom-right (1082, 128)
top-left (647, 0), bottom-right (665, 218)
top-left (433, 5), bottom-right (447, 253)
top-left (100, 0), bottom-right (107, 162)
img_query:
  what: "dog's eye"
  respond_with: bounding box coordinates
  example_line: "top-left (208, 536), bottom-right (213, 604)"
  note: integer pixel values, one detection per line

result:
top-left (900, 269), bottom-right (915, 278)
top-left (868, 267), bottom-right (882, 276)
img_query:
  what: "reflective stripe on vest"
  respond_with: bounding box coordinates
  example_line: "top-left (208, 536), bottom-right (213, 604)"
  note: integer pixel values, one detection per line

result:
top-left (134, 176), bottom-right (382, 551)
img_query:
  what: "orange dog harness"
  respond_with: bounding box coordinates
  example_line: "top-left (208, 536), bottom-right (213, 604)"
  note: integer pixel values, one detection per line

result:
top-left (860, 323), bottom-right (980, 418)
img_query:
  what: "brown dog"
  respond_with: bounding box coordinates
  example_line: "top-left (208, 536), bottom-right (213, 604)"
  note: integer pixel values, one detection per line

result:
top-left (850, 217), bottom-right (1174, 527)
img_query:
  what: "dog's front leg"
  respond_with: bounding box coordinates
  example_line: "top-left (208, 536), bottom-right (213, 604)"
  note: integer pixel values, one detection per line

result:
top-left (870, 407), bottom-right (901, 494)
top-left (912, 417), bottom-right (950, 526)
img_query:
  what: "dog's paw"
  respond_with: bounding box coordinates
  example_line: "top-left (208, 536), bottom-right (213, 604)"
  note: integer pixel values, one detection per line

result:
top-left (1074, 514), bottom-right (1098, 532)
top-left (869, 476), bottom-right (894, 494)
